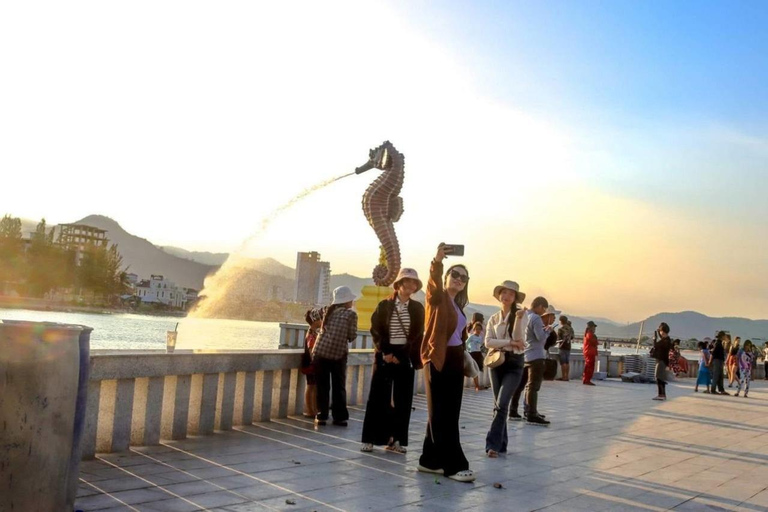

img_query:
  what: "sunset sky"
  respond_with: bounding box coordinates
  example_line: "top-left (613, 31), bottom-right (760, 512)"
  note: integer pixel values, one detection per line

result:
top-left (2, 1), bottom-right (766, 322)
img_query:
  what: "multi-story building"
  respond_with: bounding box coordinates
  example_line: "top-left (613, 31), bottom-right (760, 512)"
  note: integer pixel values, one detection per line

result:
top-left (135, 274), bottom-right (186, 309)
top-left (293, 251), bottom-right (332, 305)
top-left (316, 261), bottom-right (331, 305)
top-left (57, 224), bottom-right (108, 266)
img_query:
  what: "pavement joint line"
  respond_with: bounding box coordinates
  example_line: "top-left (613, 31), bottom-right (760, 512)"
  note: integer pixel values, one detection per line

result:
top-left (156, 441), bottom-right (346, 512)
top-left (92, 454), bottom-right (203, 510)
top-left (126, 448), bottom-right (284, 512)
top-left (78, 478), bottom-right (142, 512)
top-left (242, 423), bottom-right (417, 476)
top-left (235, 425), bottom-right (416, 481)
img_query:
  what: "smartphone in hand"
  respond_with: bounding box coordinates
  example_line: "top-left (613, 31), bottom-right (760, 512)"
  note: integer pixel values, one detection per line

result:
top-left (442, 244), bottom-right (465, 257)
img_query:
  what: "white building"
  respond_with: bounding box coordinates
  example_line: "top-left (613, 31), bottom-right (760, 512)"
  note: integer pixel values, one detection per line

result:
top-left (294, 251), bottom-right (332, 305)
top-left (135, 275), bottom-right (186, 308)
top-left (316, 261), bottom-right (331, 305)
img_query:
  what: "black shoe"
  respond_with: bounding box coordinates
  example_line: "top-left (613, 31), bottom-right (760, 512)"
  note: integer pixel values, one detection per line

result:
top-left (509, 411), bottom-right (522, 421)
top-left (719, 391), bottom-right (730, 396)
top-left (314, 418), bottom-right (327, 426)
top-left (526, 415), bottom-right (550, 426)
top-left (332, 420), bottom-right (348, 427)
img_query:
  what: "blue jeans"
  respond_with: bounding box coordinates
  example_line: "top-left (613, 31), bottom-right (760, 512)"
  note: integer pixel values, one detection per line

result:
top-left (485, 353), bottom-right (524, 453)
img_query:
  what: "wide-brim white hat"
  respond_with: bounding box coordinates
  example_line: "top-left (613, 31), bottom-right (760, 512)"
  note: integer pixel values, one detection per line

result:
top-left (542, 305), bottom-right (561, 318)
top-left (393, 268), bottom-right (423, 292)
top-left (331, 286), bottom-right (357, 305)
top-left (493, 280), bottom-right (526, 303)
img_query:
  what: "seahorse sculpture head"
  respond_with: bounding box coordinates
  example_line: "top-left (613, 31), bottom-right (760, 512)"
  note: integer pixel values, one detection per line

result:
top-left (356, 141), bottom-right (404, 287)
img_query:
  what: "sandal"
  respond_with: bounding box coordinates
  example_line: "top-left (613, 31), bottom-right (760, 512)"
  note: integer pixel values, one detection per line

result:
top-left (386, 441), bottom-right (407, 454)
top-left (487, 450), bottom-right (499, 458)
top-left (448, 469), bottom-right (475, 482)
top-left (360, 443), bottom-right (373, 452)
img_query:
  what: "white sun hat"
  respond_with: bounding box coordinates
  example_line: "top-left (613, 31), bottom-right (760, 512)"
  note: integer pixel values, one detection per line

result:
top-left (331, 286), bottom-right (357, 305)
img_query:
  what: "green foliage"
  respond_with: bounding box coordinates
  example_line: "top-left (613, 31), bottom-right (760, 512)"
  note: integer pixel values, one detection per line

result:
top-left (0, 215), bottom-right (128, 302)
top-left (0, 215), bottom-right (26, 289)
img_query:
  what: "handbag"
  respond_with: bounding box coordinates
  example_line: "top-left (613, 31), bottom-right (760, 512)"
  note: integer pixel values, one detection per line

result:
top-left (484, 348), bottom-right (505, 369)
top-left (543, 358), bottom-right (558, 381)
top-left (463, 350), bottom-right (480, 378)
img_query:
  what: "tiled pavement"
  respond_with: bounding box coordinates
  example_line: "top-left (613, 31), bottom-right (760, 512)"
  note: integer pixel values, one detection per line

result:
top-left (76, 377), bottom-right (768, 511)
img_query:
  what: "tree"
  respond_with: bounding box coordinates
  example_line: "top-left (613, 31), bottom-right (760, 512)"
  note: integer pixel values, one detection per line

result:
top-left (0, 214), bottom-right (25, 291)
top-left (26, 218), bottom-right (60, 297)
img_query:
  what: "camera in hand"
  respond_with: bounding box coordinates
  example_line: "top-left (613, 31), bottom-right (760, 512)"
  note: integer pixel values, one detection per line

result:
top-left (442, 244), bottom-right (465, 257)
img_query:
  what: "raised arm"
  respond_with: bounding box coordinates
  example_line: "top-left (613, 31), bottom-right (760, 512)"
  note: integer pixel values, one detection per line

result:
top-left (426, 244), bottom-right (447, 306)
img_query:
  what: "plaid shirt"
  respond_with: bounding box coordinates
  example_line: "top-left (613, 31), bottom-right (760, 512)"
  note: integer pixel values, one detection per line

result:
top-left (311, 308), bottom-right (358, 361)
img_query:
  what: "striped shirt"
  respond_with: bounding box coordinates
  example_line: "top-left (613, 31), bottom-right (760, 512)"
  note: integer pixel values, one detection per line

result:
top-left (388, 298), bottom-right (410, 346)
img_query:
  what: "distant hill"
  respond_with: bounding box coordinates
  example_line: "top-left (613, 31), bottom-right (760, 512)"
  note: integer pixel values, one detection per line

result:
top-left (37, 215), bottom-right (766, 337)
top-left (72, 215), bottom-right (217, 289)
top-left (161, 246), bottom-right (229, 266)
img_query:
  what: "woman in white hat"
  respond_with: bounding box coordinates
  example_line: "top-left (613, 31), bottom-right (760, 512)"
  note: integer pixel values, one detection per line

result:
top-left (311, 286), bottom-right (358, 426)
top-left (361, 268), bottom-right (425, 454)
top-left (483, 280), bottom-right (526, 457)
top-left (417, 244), bottom-right (475, 482)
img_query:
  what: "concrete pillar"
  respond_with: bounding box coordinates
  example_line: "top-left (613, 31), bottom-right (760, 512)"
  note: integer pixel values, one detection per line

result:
top-left (216, 372), bottom-right (237, 431)
top-left (254, 371), bottom-right (274, 422)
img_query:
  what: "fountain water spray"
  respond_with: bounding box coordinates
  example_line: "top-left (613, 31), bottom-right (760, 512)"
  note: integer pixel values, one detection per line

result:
top-left (189, 171), bottom-right (354, 320)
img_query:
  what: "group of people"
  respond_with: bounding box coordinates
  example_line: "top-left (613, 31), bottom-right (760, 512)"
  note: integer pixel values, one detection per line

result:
top-left (299, 243), bottom-right (610, 483)
top-left (649, 326), bottom-right (766, 401)
top-left (693, 331), bottom-right (764, 398)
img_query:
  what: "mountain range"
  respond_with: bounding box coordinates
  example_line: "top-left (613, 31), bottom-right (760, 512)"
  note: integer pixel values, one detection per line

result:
top-left (17, 215), bottom-right (768, 340)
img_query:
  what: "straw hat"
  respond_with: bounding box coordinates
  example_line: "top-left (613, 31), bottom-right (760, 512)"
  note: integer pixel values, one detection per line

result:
top-left (393, 268), bottom-right (423, 292)
top-left (492, 280), bottom-right (526, 303)
top-left (331, 286), bottom-right (357, 305)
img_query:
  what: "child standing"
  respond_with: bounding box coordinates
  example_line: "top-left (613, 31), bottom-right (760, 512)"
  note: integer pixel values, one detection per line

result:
top-left (466, 322), bottom-right (486, 391)
top-left (301, 308), bottom-right (324, 418)
top-left (735, 340), bottom-right (755, 398)
top-left (694, 341), bottom-right (712, 393)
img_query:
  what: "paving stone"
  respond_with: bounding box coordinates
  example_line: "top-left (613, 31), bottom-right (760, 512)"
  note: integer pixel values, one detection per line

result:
top-left (77, 378), bottom-right (768, 511)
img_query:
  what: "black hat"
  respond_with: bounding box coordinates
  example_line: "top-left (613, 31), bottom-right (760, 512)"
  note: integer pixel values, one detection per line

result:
top-left (586, 321), bottom-right (597, 328)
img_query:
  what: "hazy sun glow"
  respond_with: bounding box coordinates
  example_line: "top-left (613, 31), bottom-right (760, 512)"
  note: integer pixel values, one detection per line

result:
top-left (1, 1), bottom-right (766, 321)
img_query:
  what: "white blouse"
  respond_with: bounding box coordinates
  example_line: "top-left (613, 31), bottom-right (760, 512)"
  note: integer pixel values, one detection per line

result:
top-left (484, 309), bottom-right (527, 354)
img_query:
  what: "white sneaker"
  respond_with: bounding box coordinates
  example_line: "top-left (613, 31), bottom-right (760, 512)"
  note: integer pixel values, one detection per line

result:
top-left (448, 469), bottom-right (475, 482)
top-left (360, 443), bottom-right (373, 452)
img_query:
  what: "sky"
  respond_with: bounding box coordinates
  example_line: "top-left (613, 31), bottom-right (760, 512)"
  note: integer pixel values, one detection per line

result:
top-left (1, 1), bottom-right (767, 322)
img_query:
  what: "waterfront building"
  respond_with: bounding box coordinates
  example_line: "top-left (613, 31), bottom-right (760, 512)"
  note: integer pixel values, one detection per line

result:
top-left (293, 251), bottom-right (331, 305)
top-left (135, 274), bottom-right (186, 308)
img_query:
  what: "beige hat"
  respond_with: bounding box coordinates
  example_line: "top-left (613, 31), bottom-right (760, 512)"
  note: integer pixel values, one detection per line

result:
top-left (331, 286), bottom-right (357, 305)
top-left (492, 280), bottom-right (526, 303)
top-left (542, 305), bottom-right (561, 318)
top-left (393, 268), bottom-right (423, 292)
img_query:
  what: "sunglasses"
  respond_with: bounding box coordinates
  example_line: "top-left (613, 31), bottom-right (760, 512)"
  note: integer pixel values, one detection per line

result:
top-left (449, 269), bottom-right (469, 283)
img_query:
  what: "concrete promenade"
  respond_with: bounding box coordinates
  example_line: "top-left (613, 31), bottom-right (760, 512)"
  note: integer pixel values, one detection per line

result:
top-left (76, 378), bottom-right (768, 511)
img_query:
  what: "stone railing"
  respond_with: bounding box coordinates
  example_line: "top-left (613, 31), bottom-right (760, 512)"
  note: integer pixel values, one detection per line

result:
top-left (86, 347), bottom-right (761, 460)
top-left (81, 350), bottom-right (374, 459)
top-left (279, 322), bottom-right (375, 350)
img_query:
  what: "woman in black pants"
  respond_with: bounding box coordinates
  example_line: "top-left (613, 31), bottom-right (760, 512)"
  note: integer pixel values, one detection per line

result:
top-left (417, 244), bottom-right (475, 482)
top-left (652, 323), bottom-right (672, 400)
top-left (361, 269), bottom-right (425, 454)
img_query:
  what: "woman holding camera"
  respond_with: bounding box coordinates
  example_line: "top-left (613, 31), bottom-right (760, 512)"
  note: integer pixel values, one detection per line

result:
top-left (417, 244), bottom-right (475, 482)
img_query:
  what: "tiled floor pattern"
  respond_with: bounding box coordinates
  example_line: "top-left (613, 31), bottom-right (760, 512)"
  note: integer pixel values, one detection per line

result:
top-left (76, 377), bottom-right (768, 511)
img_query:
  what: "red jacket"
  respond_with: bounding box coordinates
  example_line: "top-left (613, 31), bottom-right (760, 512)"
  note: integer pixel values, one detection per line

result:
top-left (583, 331), bottom-right (598, 357)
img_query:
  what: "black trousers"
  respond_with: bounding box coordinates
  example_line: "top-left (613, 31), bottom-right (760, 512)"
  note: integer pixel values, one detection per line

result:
top-left (419, 346), bottom-right (468, 477)
top-left (711, 359), bottom-right (725, 393)
top-left (524, 359), bottom-right (545, 418)
top-left (314, 356), bottom-right (348, 422)
top-left (361, 354), bottom-right (415, 446)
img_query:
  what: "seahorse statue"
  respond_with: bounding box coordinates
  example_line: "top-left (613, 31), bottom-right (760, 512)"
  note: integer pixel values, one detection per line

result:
top-left (355, 141), bottom-right (404, 287)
